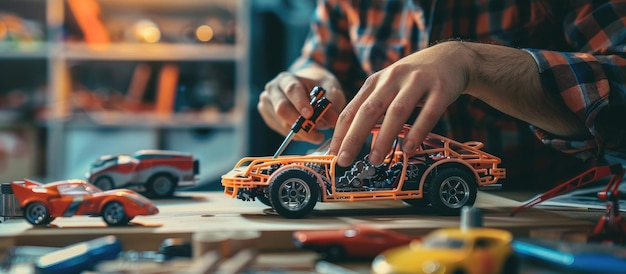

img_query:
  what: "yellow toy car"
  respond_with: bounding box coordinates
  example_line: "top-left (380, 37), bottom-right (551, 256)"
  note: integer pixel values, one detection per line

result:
top-left (372, 227), bottom-right (517, 274)
top-left (222, 124), bottom-right (506, 218)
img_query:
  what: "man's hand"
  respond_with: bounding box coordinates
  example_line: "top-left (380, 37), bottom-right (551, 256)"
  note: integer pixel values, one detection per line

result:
top-left (329, 41), bottom-right (588, 167)
top-left (329, 42), bottom-right (471, 166)
top-left (258, 68), bottom-right (346, 144)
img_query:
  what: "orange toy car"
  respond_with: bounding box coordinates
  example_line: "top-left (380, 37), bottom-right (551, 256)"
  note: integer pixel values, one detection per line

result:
top-left (222, 124), bottom-right (506, 218)
top-left (11, 179), bottom-right (159, 226)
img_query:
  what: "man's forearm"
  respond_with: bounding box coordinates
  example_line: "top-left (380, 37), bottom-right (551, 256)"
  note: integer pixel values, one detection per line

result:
top-left (456, 41), bottom-right (591, 139)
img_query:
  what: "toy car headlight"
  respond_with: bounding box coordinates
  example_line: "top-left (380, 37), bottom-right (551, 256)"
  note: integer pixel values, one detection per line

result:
top-left (422, 260), bottom-right (441, 274)
top-left (294, 232), bottom-right (307, 243)
top-left (372, 255), bottom-right (393, 274)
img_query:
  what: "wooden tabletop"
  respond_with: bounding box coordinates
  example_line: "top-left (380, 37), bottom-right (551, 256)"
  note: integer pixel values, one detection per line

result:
top-left (0, 190), bottom-right (595, 253)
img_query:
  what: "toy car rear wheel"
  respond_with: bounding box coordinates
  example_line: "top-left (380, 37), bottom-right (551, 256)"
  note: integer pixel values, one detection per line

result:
top-left (324, 244), bottom-right (346, 261)
top-left (427, 167), bottom-right (476, 215)
top-left (24, 202), bottom-right (52, 226)
top-left (94, 176), bottom-right (114, 191)
top-left (102, 201), bottom-right (130, 226)
top-left (147, 174), bottom-right (176, 198)
top-left (269, 169), bottom-right (319, 219)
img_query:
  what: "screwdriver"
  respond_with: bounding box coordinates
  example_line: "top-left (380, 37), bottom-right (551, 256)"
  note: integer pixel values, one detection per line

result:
top-left (273, 86), bottom-right (332, 158)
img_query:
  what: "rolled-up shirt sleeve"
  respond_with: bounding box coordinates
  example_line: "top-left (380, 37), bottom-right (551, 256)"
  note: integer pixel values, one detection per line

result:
top-left (290, 0), bottom-right (368, 100)
top-left (524, 1), bottom-right (626, 159)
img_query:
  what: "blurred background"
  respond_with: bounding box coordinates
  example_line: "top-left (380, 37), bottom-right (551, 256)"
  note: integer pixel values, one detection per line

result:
top-left (0, 0), bottom-right (316, 187)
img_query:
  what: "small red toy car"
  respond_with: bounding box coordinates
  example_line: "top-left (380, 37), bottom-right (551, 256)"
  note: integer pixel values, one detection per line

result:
top-left (292, 225), bottom-right (422, 260)
top-left (11, 179), bottom-right (159, 226)
top-left (86, 150), bottom-right (199, 198)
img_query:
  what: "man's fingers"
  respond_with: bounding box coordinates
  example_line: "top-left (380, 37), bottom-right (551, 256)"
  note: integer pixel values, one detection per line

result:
top-left (404, 90), bottom-right (450, 153)
top-left (279, 74), bottom-right (313, 118)
top-left (266, 86), bottom-right (301, 128)
top-left (371, 86), bottom-right (423, 165)
top-left (334, 79), bottom-right (387, 166)
top-left (258, 94), bottom-right (290, 136)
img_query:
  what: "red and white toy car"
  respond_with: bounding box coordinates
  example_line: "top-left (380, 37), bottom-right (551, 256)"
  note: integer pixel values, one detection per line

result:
top-left (86, 150), bottom-right (199, 198)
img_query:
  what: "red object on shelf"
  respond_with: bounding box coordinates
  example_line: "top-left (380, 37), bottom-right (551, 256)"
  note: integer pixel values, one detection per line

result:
top-left (67, 0), bottom-right (110, 45)
top-left (511, 163), bottom-right (626, 244)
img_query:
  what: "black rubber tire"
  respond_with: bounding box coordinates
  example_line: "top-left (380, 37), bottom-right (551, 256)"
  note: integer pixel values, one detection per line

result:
top-left (94, 176), bottom-right (115, 191)
top-left (427, 167), bottom-right (477, 215)
top-left (402, 198), bottom-right (430, 207)
top-left (147, 174), bottom-right (176, 198)
top-left (503, 255), bottom-right (520, 274)
top-left (24, 202), bottom-right (52, 226)
top-left (101, 201), bottom-right (130, 226)
top-left (324, 244), bottom-right (346, 261)
top-left (256, 189), bottom-right (273, 207)
top-left (269, 169), bottom-right (319, 219)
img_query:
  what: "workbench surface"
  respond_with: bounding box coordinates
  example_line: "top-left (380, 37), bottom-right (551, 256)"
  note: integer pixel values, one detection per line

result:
top-left (0, 190), bottom-right (594, 252)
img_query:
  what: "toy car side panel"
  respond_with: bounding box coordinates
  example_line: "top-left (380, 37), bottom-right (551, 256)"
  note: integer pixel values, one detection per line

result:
top-left (47, 195), bottom-right (85, 217)
top-left (94, 172), bottom-right (133, 188)
top-left (90, 163), bottom-right (137, 187)
top-left (136, 158), bottom-right (196, 182)
top-left (10, 182), bottom-right (50, 208)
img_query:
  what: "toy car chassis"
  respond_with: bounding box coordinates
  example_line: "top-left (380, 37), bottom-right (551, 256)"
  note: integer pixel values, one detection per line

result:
top-left (222, 124), bottom-right (505, 218)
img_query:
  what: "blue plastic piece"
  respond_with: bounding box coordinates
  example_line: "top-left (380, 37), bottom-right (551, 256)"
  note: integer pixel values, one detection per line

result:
top-left (36, 235), bottom-right (122, 274)
top-left (513, 238), bottom-right (626, 273)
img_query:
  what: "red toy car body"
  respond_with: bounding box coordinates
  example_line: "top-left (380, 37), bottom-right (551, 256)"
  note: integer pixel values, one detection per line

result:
top-left (293, 225), bottom-right (422, 260)
top-left (86, 150), bottom-right (199, 198)
top-left (11, 179), bottom-right (159, 226)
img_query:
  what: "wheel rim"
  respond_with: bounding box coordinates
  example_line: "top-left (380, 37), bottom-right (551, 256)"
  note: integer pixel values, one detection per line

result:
top-left (103, 202), bottom-right (125, 224)
top-left (439, 176), bottom-right (470, 208)
top-left (277, 178), bottom-right (311, 211)
top-left (96, 178), bottom-right (113, 191)
top-left (26, 203), bottom-right (47, 224)
top-left (153, 176), bottom-right (173, 195)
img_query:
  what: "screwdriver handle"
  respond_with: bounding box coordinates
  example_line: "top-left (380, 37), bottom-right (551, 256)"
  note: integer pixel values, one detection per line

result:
top-left (309, 86), bottom-right (326, 104)
top-left (297, 97), bottom-right (331, 133)
top-left (272, 86), bottom-right (331, 158)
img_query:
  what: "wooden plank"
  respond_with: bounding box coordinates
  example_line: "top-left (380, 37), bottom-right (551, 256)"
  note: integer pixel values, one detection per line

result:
top-left (0, 191), bottom-right (594, 252)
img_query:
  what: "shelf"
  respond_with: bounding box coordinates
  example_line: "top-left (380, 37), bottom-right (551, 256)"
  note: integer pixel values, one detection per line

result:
top-left (49, 109), bottom-right (245, 129)
top-left (58, 43), bottom-right (243, 61)
top-left (97, 0), bottom-right (236, 10)
top-left (0, 0), bottom-right (251, 182)
top-left (0, 42), bottom-right (47, 59)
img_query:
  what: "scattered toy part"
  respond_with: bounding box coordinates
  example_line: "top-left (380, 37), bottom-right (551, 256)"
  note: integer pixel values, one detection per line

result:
top-left (510, 163), bottom-right (626, 245)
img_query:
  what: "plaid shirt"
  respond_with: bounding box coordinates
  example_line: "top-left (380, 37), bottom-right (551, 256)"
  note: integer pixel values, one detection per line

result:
top-left (292, 0), bottom-right (626, 187)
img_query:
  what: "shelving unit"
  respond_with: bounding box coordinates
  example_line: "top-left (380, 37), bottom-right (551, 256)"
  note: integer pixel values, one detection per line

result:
top-left (0, 0), bottom-right (250, 184)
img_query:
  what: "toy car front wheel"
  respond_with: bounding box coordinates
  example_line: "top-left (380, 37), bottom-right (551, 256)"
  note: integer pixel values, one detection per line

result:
top-left (24, 202), bottom-right (52, 226)
top-left (147, 174), bottom-right (176, 198)
top-left (256, 188), bottom-right (272, 207)
top-left (269, 169), bottom-right (319, 219)
top-left (427, 167), bottom-right (477, 215)
top-left (94, 176), bottom-right (114, 191)
top-left (102, 201), bottom-right (130, 226)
